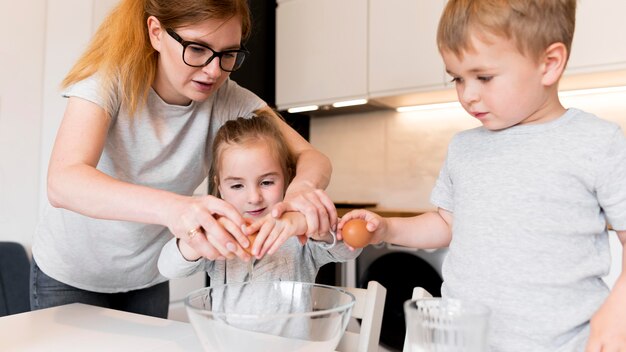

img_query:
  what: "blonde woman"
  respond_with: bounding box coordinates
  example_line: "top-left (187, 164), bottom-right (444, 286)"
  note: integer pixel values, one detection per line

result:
top-left (31, 0), bottom-right (335, 318)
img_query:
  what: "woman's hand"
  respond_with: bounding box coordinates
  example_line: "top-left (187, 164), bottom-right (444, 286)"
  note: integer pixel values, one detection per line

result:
top-left (269, 188), bottom-right (337, 238)
top-left (246, 212), bottom-right (308, 258)
top-left (166, 194), bottom-right (253, 261)
top-left (337, 209), bottom-right (387, 250)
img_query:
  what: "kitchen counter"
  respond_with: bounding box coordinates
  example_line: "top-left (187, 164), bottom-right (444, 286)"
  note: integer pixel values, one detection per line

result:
top-left (335, 203), bottom-right (431, 218)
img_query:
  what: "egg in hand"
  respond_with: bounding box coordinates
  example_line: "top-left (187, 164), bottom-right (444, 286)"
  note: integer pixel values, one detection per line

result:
top-left (242, 232), bottom-right (258, 256)
top-left (341, 219), bottom-right (374, 248)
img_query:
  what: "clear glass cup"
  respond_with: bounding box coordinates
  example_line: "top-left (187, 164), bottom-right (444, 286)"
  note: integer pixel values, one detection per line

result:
top-left (186, 281), bottom-right (355, 352)
top-left (404, 297), bottom-right (491, 352)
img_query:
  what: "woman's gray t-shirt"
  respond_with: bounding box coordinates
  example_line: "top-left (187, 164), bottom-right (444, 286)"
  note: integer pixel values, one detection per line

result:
top-left (33, 77), bottom-right (264, 293)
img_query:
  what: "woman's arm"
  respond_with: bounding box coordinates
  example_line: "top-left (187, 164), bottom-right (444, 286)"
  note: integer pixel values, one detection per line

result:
top-left (255, 107), bottom-right (337, 237)
top-left (47, 97), bottom-right (250, 260)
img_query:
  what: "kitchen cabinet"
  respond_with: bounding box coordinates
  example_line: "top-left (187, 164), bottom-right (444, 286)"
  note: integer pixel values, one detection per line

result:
top-left (567, 0), bottom-right (626, 74)
top-left (369, 0), bottom-right (447, 97)
top-left (276, 0), bottom-right (367, 110)
top-left (276, 0), bottom-right (626, 112)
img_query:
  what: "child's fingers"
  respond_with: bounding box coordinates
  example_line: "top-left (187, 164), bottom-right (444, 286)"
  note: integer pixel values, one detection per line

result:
top-left (258, 225), bottom-right (281, 257)
top-left (266, 229), bottom-right (292, 256)
top-left (244, 218), bottom-right (263, 236)
top-left (251, 221), bottom-right (273, 257)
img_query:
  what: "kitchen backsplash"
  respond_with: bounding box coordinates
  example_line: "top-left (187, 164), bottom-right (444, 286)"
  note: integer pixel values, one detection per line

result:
top-left (311, 90), bottom-right (626, 210)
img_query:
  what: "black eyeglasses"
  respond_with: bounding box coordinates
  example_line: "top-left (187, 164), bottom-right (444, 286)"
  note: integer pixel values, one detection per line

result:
top-left (166, 28), bottom-right (248, 72)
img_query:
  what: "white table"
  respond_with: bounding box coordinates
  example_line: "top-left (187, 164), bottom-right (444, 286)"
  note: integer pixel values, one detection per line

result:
top-left (0, 303), bottom-right (202, 351)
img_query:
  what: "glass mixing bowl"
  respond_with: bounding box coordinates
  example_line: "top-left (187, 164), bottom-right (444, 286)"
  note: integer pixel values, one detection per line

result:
top-left (185, 281), bottom-right (355, 352)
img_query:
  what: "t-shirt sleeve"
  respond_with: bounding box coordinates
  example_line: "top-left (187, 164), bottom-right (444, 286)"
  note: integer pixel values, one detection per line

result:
top-left (430, 144), bottom-right (455, 213)
top-left (157, 238), bottom-right (207, 279)
top-left (212, 78), bottom-right (266, 124)
top-left (61, 74), bottom-right (120, 118)
top-left (595, 127), bottom-right (626, 230)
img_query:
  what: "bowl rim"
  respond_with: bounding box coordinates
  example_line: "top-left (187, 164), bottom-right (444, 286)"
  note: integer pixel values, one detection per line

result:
top-left (185, 280), bottom-right (356, 320)
top-left (403, 297), bottom-right (492, 318)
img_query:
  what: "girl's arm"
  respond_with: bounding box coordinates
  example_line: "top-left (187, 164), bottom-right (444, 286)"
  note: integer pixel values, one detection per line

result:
top-left (586, 230), bottom-right (626, 351)
top-left (256, 107), bottom-right (337, 237)
top-left (48, 97), bottom-right (250, 260)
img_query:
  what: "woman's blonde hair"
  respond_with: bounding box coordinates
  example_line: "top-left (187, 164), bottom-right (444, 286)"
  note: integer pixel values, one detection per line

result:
top-left (61, 0), bottom-right (251, 116)
top-left (437, 0), bottom-right (576, 61)
top-left (209, 112), bottom-right (296, 198)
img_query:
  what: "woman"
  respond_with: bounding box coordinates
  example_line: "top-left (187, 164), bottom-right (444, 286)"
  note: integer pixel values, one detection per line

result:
top-left (31, 0), bottom-right (335, 318)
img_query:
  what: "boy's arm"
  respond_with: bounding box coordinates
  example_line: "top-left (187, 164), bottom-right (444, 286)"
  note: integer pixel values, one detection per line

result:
top-left (338, 208), bottom-right (453, 250)
top-left (384, 208), bottom-right (453, 249)
top-left (587, 230), bottom-right (626, 351)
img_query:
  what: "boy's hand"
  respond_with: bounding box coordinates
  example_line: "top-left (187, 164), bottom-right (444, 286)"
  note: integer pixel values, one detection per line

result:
top-left (587, 275), bottom-right (626, 351)
top-left (337, 209), bottom-right (387, 250)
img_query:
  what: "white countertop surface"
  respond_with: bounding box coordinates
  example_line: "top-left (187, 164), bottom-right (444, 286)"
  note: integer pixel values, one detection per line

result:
top-left (0, 303), bottom-right (202, 351)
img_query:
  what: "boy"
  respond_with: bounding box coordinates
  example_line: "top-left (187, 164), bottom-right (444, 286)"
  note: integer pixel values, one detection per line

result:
top-left (339, 0), bottom-right (626, 350)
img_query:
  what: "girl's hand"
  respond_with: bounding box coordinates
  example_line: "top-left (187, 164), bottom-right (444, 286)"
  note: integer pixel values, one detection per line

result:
top-left (269, 189), bottom-right (337, 238)
top-left (165, 194), bottom-right (253, 261)
top-left (247, 212), bottom-right (308, 258)
top-left (337, 209), bottom-right (387, 250)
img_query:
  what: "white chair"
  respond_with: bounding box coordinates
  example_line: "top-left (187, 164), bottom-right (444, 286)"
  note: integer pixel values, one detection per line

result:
top-left (402, 287), bottom-right (434, 352)
top-left (336, 280), bottom-right (387, 352)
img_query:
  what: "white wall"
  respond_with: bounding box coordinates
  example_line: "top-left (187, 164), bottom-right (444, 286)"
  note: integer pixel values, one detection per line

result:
top-left (0, 1), bottom-right (47, 248)
top-left (0, 0), bottom-right (119, 249)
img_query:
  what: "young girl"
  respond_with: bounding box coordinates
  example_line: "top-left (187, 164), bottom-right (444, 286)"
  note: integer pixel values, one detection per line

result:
top-left (31, 0), bottom-right (336, 318)
top-left (158, 114), bottom-right (360, 284)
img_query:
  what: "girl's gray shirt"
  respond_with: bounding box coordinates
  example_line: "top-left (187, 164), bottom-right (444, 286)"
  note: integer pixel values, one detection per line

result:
top-left (158, 235), bottom-right (361, 285)
top-left (431, 108), bottom-right (626, 351)
top-left (32, 76), bottom-right (264, 293)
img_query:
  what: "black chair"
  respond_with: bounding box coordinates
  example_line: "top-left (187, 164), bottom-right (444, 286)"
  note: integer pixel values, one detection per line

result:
top-left (0, 242), bottom-right (31, 316)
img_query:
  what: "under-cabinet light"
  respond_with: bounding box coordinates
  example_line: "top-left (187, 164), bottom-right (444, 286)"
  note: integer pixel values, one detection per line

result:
top-left (287, 105), bottom-right (319, 114)
top-left (396, 101), bottom-right (461, 113)
top-left (396, 85), bottom-right (626, 113)
top-left (332, 99), bottom-right (368, 108)
top-left (558, 85), bottom-right (626, 97)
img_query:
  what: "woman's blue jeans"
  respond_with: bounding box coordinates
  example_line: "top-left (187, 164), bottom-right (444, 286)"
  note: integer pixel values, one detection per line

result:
top-left (30, 258), bottom-right (169, 318)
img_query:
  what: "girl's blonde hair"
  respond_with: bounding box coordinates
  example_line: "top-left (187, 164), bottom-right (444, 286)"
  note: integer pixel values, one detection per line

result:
top-left (209, 112), bottom-right (296, 197)
top-left (62, 0), bottom-right (251, 116)
top-left (437, 0), bottom-right (576, 61)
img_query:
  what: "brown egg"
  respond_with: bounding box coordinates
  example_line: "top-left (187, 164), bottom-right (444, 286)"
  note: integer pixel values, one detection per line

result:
top-left (242, 232), bottom-right (258, 255)
top-left (342, 219), bottom-right (373, 248)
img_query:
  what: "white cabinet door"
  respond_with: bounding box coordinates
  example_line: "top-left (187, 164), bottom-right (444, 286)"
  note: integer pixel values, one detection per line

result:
top-left (567, 0), bottom-right (626, 74)
top-left (276, 0), bottom-right (367, 110)
top-left (369, 0), bottom-right (446, 97)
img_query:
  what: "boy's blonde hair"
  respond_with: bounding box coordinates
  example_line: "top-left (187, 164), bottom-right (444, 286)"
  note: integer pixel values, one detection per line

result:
top-left (437, 0), bottom-right (576, 61)
top-left (209, 112), bottom-right (296, 198)
top-left (62, 0), bottom-right (251, 117)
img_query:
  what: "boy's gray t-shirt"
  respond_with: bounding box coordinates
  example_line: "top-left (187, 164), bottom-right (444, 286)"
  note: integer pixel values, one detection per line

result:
top-left (431, 108), bottom-right (626, 351)
top-left (32, 76), bottom-right (264, 293)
